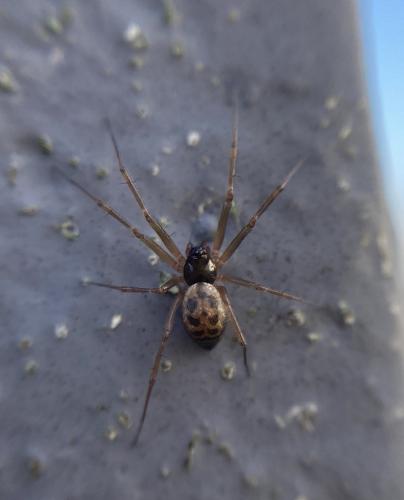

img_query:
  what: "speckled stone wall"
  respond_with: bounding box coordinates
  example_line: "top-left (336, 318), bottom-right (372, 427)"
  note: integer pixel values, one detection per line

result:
top-left (1, 1), bottom-right (403, 499)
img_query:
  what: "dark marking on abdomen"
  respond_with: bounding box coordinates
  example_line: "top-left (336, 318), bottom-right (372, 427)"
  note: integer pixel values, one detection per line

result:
top-left (186, 298), bottom-right (197, 313)
top-left (187, 315), bottom-right (200, 327)
top-left (208, 314), bottom-right (218, 325)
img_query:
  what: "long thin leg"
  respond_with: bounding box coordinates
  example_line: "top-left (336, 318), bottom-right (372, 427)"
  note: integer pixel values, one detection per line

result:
top-left (212, 106), bottom-right (239, 258)
top-left (57, 168), bottom-right (180, 271)
top-left (131, 293), bottom-right (182, 446)
top-left (217, 159), bottom-right (304, 267)
top-left (217, 286), bottom-right (250, 377)
top-left (218, 274), bottom-right (309, 304)
top-left (106, 120), bottom-right (185, 265)
top-left (87, 276), bottom-right (183, 294)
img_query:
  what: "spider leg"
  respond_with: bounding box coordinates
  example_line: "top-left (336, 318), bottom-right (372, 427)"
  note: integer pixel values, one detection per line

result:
top-left (217, 159), bottom-right (304, 267)
top-left (87, 276), bottom-right (183, 294)
top-left (105, 119), bottom-right (185, 265)
top-left (217, 274), bottom-right (310, 304)
top-left (57, 168), bottom-right (180, 271)
top-left (212, 105), bottom-right (238, 258)
top-left (217, 286), bottom-right (250, 377)
top-left (131, 293), bottom-right (182, 447)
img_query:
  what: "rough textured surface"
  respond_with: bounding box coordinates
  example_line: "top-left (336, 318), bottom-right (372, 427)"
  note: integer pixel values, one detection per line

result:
top-left (1, 1), bottom-right (403, 499)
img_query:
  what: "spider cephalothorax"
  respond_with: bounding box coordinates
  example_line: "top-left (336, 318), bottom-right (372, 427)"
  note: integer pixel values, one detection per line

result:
top-left (183, 243), bottom-right (217, 285)
top-left (61, 111), bottom-right (305, 446)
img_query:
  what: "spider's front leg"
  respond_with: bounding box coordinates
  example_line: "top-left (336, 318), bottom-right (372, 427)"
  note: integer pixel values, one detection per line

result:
top-left (211, 106), bottom-right (239, 261)
top-left (105, 120), bottom-right (185, 269)
top-left (57, 168), bottom-right (180, 271)
top-left (217, 274), bottom-right (308, 304)
top-left (217, 160), bottom-right (303, 267)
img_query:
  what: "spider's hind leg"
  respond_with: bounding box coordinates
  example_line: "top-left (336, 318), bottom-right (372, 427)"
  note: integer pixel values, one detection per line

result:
top-left (217, 286), bottom-right (250, 377)
top-left (131, 292), bottom-right (183, 447)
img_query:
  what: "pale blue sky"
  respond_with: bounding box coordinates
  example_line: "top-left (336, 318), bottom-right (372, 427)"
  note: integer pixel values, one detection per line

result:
top-left (359, 0), bottom-right (404, 245)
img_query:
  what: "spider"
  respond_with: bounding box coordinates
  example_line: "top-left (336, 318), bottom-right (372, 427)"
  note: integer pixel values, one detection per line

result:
top-left (59, 111), bottom-right (305, 446)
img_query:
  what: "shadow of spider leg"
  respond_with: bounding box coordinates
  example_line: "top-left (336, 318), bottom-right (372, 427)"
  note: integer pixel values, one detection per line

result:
top-left (106, 119), bottom-right (185, 269)
top-left (131, 292), bottom-right (183, 447)
top-left (217, 285), bottom-right (250, 377)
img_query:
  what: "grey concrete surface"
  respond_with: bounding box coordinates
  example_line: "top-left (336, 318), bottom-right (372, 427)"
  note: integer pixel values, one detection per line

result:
top-left (1, 1), bottom-right (403, 499)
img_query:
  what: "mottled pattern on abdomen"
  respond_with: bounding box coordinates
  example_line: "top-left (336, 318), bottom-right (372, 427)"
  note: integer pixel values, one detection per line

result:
top-left (182, 283), bottom-right (226, 350)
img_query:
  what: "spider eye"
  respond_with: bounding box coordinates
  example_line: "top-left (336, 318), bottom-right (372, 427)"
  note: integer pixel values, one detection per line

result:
top-left (193, 248), bottom-right (208, 261)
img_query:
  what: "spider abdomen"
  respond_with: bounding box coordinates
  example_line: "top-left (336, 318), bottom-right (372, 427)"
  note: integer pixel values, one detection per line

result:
top-left (182, 283), bottom-right (226, 350)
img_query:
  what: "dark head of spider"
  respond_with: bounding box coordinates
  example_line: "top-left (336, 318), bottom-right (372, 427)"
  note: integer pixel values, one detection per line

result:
top-left (183, 243), bottom-right (217, 285)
